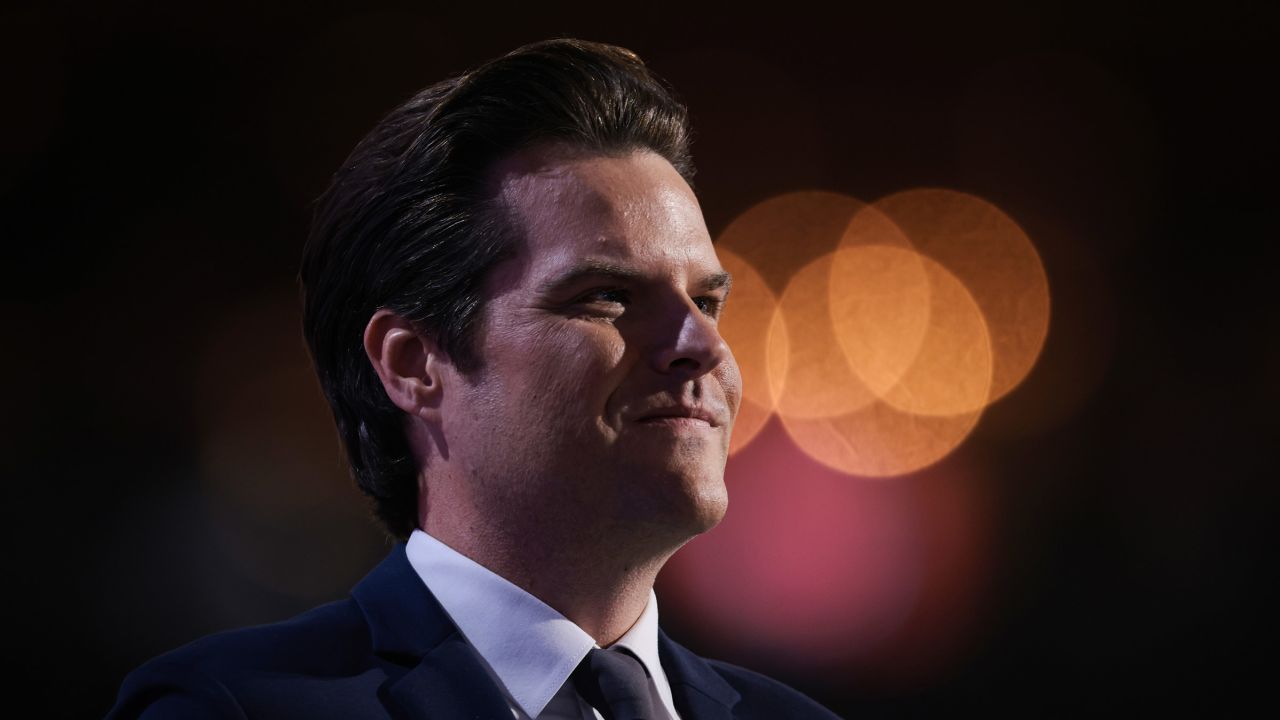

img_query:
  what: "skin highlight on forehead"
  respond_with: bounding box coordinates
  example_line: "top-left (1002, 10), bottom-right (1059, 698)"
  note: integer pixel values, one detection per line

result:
top-left (489, 146), bottom-right (720, 300)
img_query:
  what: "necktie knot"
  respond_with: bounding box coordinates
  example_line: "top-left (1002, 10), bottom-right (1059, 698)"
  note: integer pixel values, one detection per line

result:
top-left (571, 646), bottom-right (658, 720)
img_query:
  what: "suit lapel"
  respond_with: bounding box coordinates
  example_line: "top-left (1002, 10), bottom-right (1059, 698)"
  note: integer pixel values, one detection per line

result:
top-left (658, 629), bottom-right (741, 720)
top-left (384, 636), bottom-right (514, 720)
top-left (351, 543), bottom-right (512, 720)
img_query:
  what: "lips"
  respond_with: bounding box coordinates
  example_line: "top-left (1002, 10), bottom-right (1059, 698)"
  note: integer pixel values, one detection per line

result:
top-left (635, 405), bottom-right (724, 427)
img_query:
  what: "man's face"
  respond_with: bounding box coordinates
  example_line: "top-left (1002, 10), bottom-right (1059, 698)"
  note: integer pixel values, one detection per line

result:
top-left (437, 146), bottom-right (741, 542)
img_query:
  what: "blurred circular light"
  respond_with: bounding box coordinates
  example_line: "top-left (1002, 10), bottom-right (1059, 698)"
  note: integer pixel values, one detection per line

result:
top-left (767, 253), bottom-right (882, 418)
top-left (871, 248), bottom-right (994, 417)
top-left (873, 189), bottom-right (1050, 404)
top-left (826, 204), bottom-right (933, 399)
top-left (715, 190), bottom-right (865, 295)
top-left (663, 423), bottom-right (993, 683)
top-left (663, 420), bottom-right (924, 668)
top-left (714, 187), bottom-right (1046, 476)
top-left (827, 242), bottom-right (932, 399)
top-left (716, 247), bottom-right (781, 454)
top-left (770, 249), bottom-right (989, 475)
top-left (779, 396), bottom-right (984, 478)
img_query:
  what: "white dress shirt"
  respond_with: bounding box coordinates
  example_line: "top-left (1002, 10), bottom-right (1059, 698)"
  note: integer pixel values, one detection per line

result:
top-left (405, 529), bottom-right (680, 720)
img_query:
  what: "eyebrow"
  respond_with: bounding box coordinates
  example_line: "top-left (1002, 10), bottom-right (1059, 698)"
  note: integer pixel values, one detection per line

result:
top-left (536, 260), bottom-right (733, 297)
top-left (700, 270), bottom-right (733, 296)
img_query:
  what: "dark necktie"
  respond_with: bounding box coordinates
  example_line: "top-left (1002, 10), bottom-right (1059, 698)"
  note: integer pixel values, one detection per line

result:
top-left (570, 646), bottom-right (659, 720)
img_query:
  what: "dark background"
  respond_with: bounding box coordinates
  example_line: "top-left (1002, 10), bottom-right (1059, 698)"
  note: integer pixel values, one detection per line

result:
top-left (3, 2), bottom-right (1276, 717)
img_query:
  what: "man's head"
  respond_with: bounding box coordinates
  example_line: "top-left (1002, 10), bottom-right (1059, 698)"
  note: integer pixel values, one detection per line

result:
top-left (301, 39), bottom-right (739, 543)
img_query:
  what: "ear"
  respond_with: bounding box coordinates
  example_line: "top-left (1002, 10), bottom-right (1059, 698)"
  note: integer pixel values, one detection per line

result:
top-left (363, 309), bottom-right (447, 423)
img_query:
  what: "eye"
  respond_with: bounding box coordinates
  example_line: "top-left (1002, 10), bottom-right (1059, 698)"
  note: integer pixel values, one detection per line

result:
top-left (694, 295), bottom-right (725, 319)
top-left (569, 288), bottom-right (630, 320)
top-left (579, 288), bottom-right (630, 306)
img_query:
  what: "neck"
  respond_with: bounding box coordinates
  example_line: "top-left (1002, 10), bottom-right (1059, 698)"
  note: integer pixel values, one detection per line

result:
top-left (422, 497), bottom-right (686, 646)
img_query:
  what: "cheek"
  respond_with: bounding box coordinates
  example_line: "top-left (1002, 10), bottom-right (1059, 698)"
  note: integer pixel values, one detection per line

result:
top-left (521, 323), bottom-right (628, 398)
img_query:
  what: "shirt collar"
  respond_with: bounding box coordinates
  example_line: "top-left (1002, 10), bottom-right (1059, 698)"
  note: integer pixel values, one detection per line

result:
top-left (405, 529), bottom-right (671, 718)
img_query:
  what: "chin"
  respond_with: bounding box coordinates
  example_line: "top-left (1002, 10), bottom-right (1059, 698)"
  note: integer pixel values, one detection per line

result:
top-left (685, 476), bottom-right (729, 533)
top-left (636, 464), bottom-right (729, 540)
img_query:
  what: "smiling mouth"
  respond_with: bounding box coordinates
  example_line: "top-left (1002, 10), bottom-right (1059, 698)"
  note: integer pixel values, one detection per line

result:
top-left (634, 404), bottom-right (723, 429)
top-left (637, 415), bottom-right (715, 428)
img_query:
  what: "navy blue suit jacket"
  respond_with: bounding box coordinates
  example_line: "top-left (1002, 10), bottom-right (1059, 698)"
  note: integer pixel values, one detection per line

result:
top-left (107, 542), bottom-right (842, 719)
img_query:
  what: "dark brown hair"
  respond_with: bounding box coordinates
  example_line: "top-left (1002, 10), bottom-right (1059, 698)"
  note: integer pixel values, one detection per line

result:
top-left (300, 39), bottom-right (695, 539)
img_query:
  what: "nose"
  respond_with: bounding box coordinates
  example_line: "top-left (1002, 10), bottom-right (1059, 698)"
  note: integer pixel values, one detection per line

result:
top-left (650, 301), bottom-right (732, 379)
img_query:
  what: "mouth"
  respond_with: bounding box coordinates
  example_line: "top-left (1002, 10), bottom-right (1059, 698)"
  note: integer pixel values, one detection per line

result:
top-left (635, 406), bottom-right (723, 428)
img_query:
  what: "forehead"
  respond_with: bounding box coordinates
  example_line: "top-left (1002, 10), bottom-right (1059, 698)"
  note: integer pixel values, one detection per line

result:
top-left (490, 147), bottom-right (718, 286)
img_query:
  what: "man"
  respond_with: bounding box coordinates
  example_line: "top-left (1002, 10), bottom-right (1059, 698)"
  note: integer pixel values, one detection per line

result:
top-left (108, 38), bottom-right (842, 719)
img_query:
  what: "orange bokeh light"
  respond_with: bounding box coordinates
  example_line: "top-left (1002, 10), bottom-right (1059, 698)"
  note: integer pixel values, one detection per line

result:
top-left (828, 208), bottom-right (932, 399)
top-left (869, 248), bottom-right (993, 417)
top-left (767, 253), bottom-right (882, 419)
top-left (716, 247), bottom-right (781, 454)
top-left (873, 189), bottom-right (1050, 404)
top-left (715, 190), bottom-right (866, 295)
top-left (764, 244), bottom-right (990, 475)
top-left (779, 393), bottom-right (985, 478)
top-left (714, 186), bottom-right (1047, 475)
top-left (669, 186), bottom-right (1047, 685)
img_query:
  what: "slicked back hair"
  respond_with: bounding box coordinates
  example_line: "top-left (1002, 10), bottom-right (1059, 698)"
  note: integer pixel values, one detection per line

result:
top-left (300, 39), bottom-right (696, 539)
